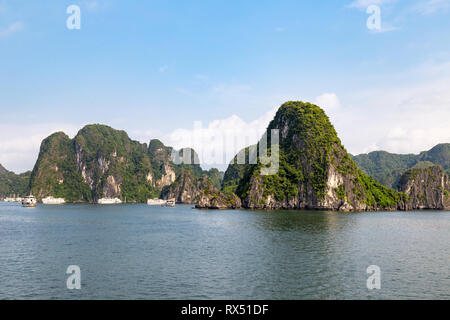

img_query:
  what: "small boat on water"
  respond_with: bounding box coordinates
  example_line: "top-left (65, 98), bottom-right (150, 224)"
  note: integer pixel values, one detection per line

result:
top-left (97, 197), bottom-right (122, 205)
top-left (163, 199), bottom-right (176, 207)
top-left (42, 196), bottom-right (66, 205)
top-left (22, 195), bottom-right (37, 207)
top-left (147, 198), bottom-right (166, 206)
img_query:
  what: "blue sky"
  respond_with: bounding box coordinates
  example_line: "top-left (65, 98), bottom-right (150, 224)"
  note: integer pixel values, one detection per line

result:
top-left (1, 0), bottom-right (450, 172)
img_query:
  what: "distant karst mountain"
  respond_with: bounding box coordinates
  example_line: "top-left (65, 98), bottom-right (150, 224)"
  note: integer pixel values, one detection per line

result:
top-left (351, 143), bottom-right (450, 189)
top-left (29, 124), bottom-right (221, 203)
top-left (398, 165), bottom-right (450, 210)
top-left (0, 164), bottom-right (31, 197)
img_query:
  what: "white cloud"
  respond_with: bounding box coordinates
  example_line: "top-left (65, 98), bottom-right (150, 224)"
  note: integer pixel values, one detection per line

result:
top-left (0, 21), bottom-right (24, 37)
top-left (211, 83), bottom-right (252, 102)
top-left (85, 1), bottom-right (99, 11)
top-left (0, 123), bottom-right (79, 173)
top-left (159, 65), bottom-right (169, 73)
top-left (314, 93), bottom-right (340, 112)
top-left (348, 0), bottom-right (397, 9)
top-left (330, 60), bottom-right (450, 156)
top-left (129, 129), bottom-right (164, 144)
top-left (158, 107), bottom-right (278, 170)
top-left (83, 0), bottom-right (111, 12)
top-left (413, 0), bottom-right (450, 15)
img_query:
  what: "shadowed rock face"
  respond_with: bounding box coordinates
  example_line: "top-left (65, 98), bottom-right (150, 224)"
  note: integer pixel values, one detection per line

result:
top-left (161, 170), bottom-right (204, 204)
top-left (195, 183), bottom-right (242, 210)
top-left (398, 165), bottom-right (450, 210)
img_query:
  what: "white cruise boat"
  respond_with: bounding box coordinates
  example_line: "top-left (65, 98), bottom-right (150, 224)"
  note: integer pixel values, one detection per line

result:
top-left (97, 197), bottom-right (122, 205)
top-left (147, 198), bottom-right (166, 205)
top-left (22, 195), bottom-right (37, 207)
top-left (42, 196), bottom-right (66, 205)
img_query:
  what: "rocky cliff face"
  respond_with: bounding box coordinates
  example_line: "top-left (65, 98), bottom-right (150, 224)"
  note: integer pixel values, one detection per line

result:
top-left (29, 125), bottom-right (222, 203)
top-left (148, 139), bottom-right (177, 189)
top-left (161, 169), bottom-right (206, 204)
top-left (200, 101), bottom-right (406, 211)
top-left (236, 101), bottom-right (405, 211)
top-left (30, 125), bottom-right (157, 202)
top-left (73, 125), bottom-right (156, 202)
top-left (398, 165), bottom-right (450, 210)
top-left (161, 167), bottom-right (225, 204)
top-left (30, 132), bottom-right (92, 201)
top-left (196, 183), bottom-right (242, 209)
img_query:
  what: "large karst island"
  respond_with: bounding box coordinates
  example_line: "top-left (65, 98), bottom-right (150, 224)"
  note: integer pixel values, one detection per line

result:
top-left (1, 101), bottom-right (449, 211)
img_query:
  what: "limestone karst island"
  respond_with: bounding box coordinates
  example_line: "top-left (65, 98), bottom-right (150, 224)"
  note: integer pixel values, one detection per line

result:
top-left (1, 102), bottom-right (449, 212)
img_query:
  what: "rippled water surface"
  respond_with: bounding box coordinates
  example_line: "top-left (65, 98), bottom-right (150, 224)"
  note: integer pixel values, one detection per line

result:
top-left (0, 202), bottom-right (449, 299)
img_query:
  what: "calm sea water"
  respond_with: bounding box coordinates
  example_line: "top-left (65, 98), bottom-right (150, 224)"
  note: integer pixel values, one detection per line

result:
top-left (0, 201), bottom-right (449, 300)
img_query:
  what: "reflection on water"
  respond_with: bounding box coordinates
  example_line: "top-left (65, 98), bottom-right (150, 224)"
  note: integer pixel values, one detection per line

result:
top-left (253, 209), bottom-right (350, 233)
top-left (0, 202), bottom-right (449, 299)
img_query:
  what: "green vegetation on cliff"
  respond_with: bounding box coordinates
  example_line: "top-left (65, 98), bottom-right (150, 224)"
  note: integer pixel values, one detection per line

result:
top-left (222, 146), bottom-right (254, 195)
top-left (30, 132), bottom-right (93, 202)
top-left (351, 143), bottom-right (450, 189)
top-left (0, 164), bottom-right (31, 197)
top-left (29, 124), bottom-right (222, 203)
top-left (75, 125), bottom-right (156, 202)
top-left (228, 101), bottom-right (404, 210)
top-left (30, 125), bottom-right (157, 202)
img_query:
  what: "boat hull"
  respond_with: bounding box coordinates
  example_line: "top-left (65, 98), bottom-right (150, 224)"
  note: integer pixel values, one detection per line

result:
top-left (42, 197), bottom-right (66, 205)
top-left (97, 198), bottom-right (122, 205)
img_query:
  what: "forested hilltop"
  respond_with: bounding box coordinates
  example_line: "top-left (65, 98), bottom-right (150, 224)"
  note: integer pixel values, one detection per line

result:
top-left (351, 144), bottom-right (450, 189)
top-left (0, 164), bottom-right (31, 197)
top-left (28, 124), bottom-right (221, 203)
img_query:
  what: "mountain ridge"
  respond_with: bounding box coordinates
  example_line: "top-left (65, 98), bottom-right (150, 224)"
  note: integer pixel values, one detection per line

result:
top-left (28, 124), bottom-right (220, 203)
top-left (351, 143), bottom-right (450, 189)
top-left (0, 163), bottom-right (31, 197)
